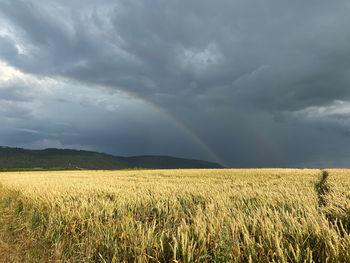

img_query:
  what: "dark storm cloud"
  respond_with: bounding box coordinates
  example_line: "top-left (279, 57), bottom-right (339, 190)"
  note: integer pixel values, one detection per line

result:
top-left (1, 0), bottom-right (349, 106)
top-left (1, 0), bottom-right (350, 167)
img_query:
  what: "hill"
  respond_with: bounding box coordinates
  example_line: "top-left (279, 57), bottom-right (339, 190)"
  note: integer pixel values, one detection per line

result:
top-left (0, 146), bottom-right (222, 170)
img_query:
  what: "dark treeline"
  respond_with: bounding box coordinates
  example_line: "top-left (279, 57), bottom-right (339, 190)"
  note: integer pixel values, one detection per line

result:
top-left (0, 146), bottom-right (222, 170)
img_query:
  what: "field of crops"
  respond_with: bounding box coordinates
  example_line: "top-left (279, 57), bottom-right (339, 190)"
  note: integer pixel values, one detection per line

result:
top-left (0, 169), bottom-right (349, 262)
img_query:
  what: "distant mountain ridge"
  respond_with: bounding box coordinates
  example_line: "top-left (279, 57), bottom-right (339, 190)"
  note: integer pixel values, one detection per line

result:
top-left (0, 146), bottom-right (223, 170)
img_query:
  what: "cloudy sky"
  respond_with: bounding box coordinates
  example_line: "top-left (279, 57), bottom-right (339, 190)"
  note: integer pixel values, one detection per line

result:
top-left (1, 0), bottom-right (350, 167)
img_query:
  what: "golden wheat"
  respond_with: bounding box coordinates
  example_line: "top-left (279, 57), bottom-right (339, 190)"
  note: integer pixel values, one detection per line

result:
top-left (0, 169), bottom-right (349, 262)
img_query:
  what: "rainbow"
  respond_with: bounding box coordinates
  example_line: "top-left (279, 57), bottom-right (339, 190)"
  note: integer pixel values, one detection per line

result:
top-left (64, 77), bottom-right (227, 167)
top-left (139, 99), bottom-right (227, 167)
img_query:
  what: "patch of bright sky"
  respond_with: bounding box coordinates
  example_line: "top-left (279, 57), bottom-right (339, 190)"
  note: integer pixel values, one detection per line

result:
top-left (295, 100), bottom-right (350, 120)
top-left (0, 61), bottom-right (145, 116)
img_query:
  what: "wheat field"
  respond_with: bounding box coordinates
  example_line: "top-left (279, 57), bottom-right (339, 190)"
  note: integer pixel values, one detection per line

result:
top-left (0, 169), bottom-right (349, 262)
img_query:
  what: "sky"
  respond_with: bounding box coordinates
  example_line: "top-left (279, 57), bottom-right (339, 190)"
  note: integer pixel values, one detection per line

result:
top-left (1, 0), bottom-right (350, 168)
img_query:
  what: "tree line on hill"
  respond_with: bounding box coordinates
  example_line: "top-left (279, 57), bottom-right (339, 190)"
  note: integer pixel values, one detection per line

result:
top-left (0, 146), bottom-right (222, 170)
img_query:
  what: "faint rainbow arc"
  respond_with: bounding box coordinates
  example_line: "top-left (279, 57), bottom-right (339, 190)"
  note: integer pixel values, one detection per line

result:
top-left (139, 99), bottom-right (227, 167)
top-left (69, 79), bottom-right (227, 167)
